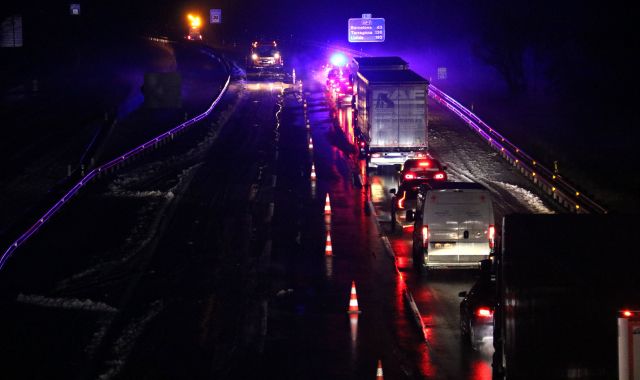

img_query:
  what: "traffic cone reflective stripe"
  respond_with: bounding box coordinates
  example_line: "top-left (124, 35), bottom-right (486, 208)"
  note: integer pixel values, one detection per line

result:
top-left (348, 281), bottom-right (361, 314)
top-left (325, 231), bottom-right (333, 256)
top-left (376, 360), bottom-right (383, 379)
top-left (324, 193), bottom-right (331, 214)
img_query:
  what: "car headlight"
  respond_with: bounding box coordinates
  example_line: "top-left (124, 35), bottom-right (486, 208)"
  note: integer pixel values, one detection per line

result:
top-left (251, 53), bottom-right (258, 60)
top-left (274, 52), bottom-right (280, 59)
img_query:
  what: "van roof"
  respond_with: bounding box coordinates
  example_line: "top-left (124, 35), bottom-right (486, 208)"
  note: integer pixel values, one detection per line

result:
top-left (423, 182), bottom-right (487, 192)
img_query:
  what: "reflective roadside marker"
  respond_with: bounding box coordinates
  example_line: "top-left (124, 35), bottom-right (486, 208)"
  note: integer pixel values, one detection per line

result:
top-left (324, 193), bottom-right (331, 214)
top-left (325, 231), bottom-right (333, 256)
top-left (376, 360), bottom-right (384, 379)
top-left (347, 281), bottom-right (361, 314)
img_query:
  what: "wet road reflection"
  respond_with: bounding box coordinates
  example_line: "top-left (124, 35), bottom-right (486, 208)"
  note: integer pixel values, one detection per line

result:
top-left (329, 91), bottom-right (495, 378)
top-left (367, 164), bottom-right (495, 379)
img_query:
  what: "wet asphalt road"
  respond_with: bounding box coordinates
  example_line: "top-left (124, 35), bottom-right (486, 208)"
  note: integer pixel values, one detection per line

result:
top-left (258, 78), bottom-right (427, 379)
top-left (361, 94), bottom-right (560, 379)
top-left (0, 46), bottom-right (558, 379)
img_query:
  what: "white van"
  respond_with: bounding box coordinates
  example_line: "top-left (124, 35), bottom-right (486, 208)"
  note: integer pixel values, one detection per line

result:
top-left (407, 182), bottom-right (495, 272)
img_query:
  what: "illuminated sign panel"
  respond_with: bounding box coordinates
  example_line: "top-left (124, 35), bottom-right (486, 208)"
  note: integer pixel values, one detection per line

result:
top-left (210, 9), bottom-right (222, 24)
top-left (348, 18), bottom-right (385, 43)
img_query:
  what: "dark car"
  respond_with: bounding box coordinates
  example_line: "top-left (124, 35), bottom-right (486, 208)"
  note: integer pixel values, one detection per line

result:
top-left (458, 260), bottom-right (496, 349)
top-left (399, 158), bottom-right (447, 185)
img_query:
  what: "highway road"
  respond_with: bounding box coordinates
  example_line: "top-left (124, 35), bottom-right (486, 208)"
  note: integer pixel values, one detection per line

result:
top-left (361, 89), bottom-right (559, 379)
top-left (0, 45), bottom-right (559, 379)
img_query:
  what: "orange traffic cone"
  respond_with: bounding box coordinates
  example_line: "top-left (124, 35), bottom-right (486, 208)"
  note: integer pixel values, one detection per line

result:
top-left (324, 193), bottom-right (331, 215)
top-left (311, 163), bottom-right (317, 180)
top-left (325, 231), bottom-right (333, 256)
top-left (347, 281), bottom-right (362, 314)
top-left (376, 360), bottom-right (384, 379)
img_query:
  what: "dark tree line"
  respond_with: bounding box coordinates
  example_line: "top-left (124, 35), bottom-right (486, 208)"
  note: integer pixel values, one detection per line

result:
top-left (471, 1), bottom-right (636, 97)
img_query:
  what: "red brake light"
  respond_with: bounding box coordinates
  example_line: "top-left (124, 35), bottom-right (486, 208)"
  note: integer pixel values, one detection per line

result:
top-left (488, 224), bottom-right (495, 249)
top-left (622, 310), bottom-right (633, 317)
top-left (476, 307), bottom-right (493, 318)
top-left (434, 172), bottom-right (445, 180)
top-left (404, 173), bottom-right (415, 180)
top-left (422, 225), bottom-right (429, 246)
top-left (360, 141), bottom-right (366, 147)
top-left (418, 161), bottom-right (431, 167)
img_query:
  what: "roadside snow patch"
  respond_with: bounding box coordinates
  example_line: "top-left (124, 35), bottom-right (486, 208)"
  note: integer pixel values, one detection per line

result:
top-left (96, 300), bottom-right (164, 380)
top-left (17, 293), bottom-right (118, 313)
top-left (493, 181), bottom-right (555, 214)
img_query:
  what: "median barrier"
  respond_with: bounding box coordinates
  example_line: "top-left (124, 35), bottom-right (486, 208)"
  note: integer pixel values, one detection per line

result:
top-left (0, 75), bottom-right (231, 271)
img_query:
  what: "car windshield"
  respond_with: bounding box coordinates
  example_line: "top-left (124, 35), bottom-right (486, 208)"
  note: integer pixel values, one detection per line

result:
top-left (256, 46), bottom-right (277, 56)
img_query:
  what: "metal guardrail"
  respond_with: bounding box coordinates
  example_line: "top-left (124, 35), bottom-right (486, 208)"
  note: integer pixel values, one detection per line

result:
top-left (428, 84), bottom-right (607, 214)
top-left (0, 75), bottom-right (231, 271)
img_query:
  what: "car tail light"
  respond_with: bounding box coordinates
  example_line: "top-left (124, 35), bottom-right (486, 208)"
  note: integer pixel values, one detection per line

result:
top-left (397, 191), bottom-right (406, 209)
top-left (433, 172), bottom-right (445, 180)
top-left (476, 307), bottom-right (493, 318)
top-left (371, 153), bottom-right (380, 158)
top-left (488, 224), bottom-right (495, 249)
top-left (622, 310), bottom-right (634, 317)
top-left (418, 160), bottom-right (431, 167)
top-left (404, 173), bottom-right (415, 180)
top-left (422, 225), bottom-right (429, 246)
